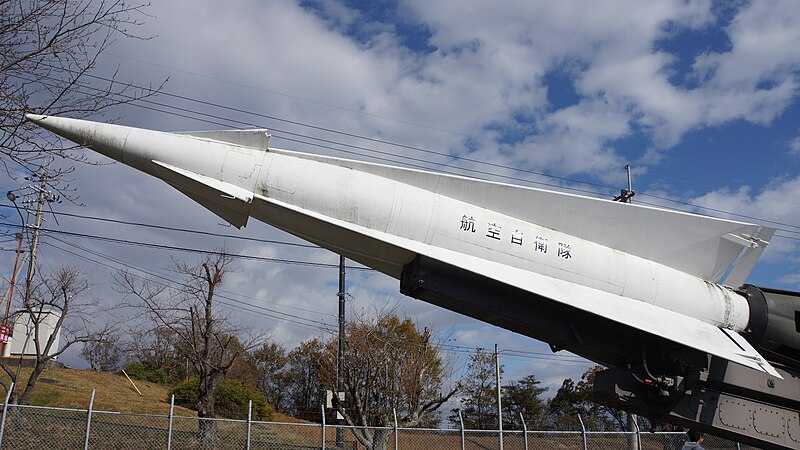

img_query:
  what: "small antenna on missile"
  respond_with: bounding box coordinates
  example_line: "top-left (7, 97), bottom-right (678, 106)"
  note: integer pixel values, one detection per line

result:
top-left (613, 164), bottom-right (635, 203)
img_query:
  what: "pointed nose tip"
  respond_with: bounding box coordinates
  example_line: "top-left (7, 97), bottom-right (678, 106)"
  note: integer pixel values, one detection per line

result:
top-left (25, 114), bottom-right (47, 123)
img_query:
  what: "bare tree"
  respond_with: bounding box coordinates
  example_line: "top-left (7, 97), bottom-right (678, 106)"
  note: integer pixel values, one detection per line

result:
top-left (449, 347), bottom-right (500, 429)
top-left (80, 330), bottom-right (122, 372)
top-left (0, 266), bottom-right (115, 404)
top-left (285, 338), bottom-right (325, 421)
top-left (121, 325), bottom-right (187, 383)
top-left (1, 0), bottom-right (164, 177)
top-left (248, 341), bottom-right (292, 412)
top-left (320, 312), bottom-right (456, 450)
top-left (115, 252), bottom-right (262, 447)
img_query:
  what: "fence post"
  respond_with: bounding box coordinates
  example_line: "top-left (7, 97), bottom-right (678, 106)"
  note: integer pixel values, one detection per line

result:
top-left (519, 413), bottom-right (528, 450)
top-left (167, 395), bottom-right (174, 450)
top-left (458, 410), bottom-right (465, 450)
top-left (0, 382), bottom-right (14, 449)
top-left (84, 389), bottom-right (95, 450)
top-left (577, 414), bottom-right (587, 450)
top-left (393, 408), bottom-right (399, 450)
top-left (246, 400), bottom-right (252, 450)
top-left (636, 421), bottom-right (642, 450)
top-left (321, 404), bottom-right (326, 450)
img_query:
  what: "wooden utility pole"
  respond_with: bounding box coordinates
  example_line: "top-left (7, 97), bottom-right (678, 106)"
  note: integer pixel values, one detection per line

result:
top-left (496, 344), bottom-right (503, 450)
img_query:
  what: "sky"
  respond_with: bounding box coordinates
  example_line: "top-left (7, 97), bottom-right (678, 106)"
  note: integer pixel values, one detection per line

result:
top-left (3, 0), bottom-right (800, 402)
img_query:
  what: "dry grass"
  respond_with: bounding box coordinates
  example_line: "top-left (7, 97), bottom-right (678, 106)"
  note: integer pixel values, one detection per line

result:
top-left (1, 366), bottom-right (195, 416)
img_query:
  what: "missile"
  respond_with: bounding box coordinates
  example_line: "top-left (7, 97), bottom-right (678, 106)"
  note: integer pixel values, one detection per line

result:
top-left (27, 114), bottom-right (791, 379)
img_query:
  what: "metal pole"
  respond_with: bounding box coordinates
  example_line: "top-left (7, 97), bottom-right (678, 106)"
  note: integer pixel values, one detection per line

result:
top-left (627, 413), bottom-right (640, 450)
top-left (577, 414), bottom-right (587, 450)
top-left (167, 395), bottom-right (174, 450)
top-left (246, 400), bottom-right (252, 450)
top-left (625, 164), bottom-right (633, 203)
top-left (84, 389), bottom-right (95, 450)
top-left (321, 404), bottom-right (326, 450)
top-left (336, 255), bottom-right (345, 447)
top-left (495, 344), bottom-right (503, 450)
top-left (458, 410), bottom-right (465, 450)
top-left (393, 408), bottom-right (398, 450)
top-left (0, 382), bottom-right (14, 448)
top-left (636, 420), bottom-right (642, 450)
top-left (519, 412), bottom-right (528, 450)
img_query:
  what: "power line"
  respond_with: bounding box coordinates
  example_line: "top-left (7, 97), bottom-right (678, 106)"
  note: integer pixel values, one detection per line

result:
top-left (42, 238), bottom-right (338, 334)
top-left (17, 68), bottom-right (800, 235)
top-left (25, 68), bottom-right (800, 234)
top-left (0, 221), bottom-right (375, 271)
top-left (48, 234), bottom-right (337, 320)
top-left (25, 69), bottom-right (622, 193)
top-left (0, 204), bottom-right (322, 249)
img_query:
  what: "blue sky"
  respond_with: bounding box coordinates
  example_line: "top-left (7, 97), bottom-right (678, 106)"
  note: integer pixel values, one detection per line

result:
top-left (5, 0), bottom-right (800, 397)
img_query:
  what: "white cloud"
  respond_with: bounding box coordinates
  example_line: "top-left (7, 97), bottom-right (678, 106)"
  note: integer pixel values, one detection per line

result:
top-left (791, 137), bottom-right (800, 156)
top-left (690, 176), bottom-right (800, 262)
top-left (42, 0), bottom-right (800, 377)
top-left (779, 273), bottom-right (800, 287)
top-left (103, 0), bottom-right (800, 182)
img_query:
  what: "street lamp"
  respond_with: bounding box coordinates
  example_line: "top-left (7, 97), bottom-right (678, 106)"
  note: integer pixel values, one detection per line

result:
top-left (2, 191), bottom-right (26, 349)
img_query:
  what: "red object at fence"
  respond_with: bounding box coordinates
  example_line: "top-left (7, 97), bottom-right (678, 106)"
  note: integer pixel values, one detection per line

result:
top-left (0, 324), bottom-right (10, 343)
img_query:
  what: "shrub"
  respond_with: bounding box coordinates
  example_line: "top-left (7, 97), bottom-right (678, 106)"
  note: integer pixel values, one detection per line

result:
top-left (170, 377), bottom-right (199, 408)
top-left (168, 378), bottom-right (273, 421)
top-left (120, 361), bottom-right (169, 384)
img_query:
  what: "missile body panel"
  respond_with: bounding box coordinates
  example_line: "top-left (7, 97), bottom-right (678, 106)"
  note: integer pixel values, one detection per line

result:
top-left (26, 114), bottom-right (786, 378)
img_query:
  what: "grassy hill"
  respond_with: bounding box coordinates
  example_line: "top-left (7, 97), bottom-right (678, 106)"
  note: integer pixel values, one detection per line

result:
top-left (1, 365), bottom-right (298, 423)
top-left (2, 366), bottom-right (195, 415)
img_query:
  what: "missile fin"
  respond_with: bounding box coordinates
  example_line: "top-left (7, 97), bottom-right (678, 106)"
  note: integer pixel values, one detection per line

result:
top-left (723, 227), bottom-right (776, 288)
top-left (152, 160), bottom-right (252, 228)
top-left (177, 129), bottom-right (270, 150)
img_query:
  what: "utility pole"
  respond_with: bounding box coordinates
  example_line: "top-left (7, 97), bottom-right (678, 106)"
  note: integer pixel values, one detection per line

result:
top-left (0, 232), bottom-right (24, 354)
top-left (495, 344), bottom-right (503, 450)
top-left (22, 173), bottom-right (49, 313)
top-left (335, 255), bottom-right (346, 447)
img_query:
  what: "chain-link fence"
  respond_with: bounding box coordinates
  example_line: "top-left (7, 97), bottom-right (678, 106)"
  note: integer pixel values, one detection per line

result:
top-left (0, 388), bottom-right (758, 450)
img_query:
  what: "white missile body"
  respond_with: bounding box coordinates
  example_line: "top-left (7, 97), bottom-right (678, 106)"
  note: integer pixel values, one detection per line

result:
top-left (26, 114), bottom-right (779, 377)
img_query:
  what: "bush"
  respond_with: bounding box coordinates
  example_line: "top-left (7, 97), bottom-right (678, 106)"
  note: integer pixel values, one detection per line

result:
top-left (168, 378), bottom-right (273, 421)
top-left (170, 377), bottom-right (199, 408)
top-left (120, 361), bottom-right (169, 384)
top-left (215, 380), bottom-right (273, 421)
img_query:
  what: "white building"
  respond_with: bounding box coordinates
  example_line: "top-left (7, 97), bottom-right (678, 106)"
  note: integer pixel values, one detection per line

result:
top-left (2, 309), bottom-right (62, 359)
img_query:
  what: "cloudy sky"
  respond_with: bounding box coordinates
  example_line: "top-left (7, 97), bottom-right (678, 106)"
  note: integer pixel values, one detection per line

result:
top-left (4, 0), bottom-right (800, 397)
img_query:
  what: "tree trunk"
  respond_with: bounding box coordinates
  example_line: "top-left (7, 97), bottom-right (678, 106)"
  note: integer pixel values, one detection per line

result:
top-left (18, 360), bottom-right (47, 405)
top-left (197, 377), bottom-right (217, 449)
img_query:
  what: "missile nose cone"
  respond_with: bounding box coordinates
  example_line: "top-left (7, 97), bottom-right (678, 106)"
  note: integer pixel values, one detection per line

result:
top-left (25, 114), bottom-right (47, 123)
top-left (25, 114), bottom-right (127, 162)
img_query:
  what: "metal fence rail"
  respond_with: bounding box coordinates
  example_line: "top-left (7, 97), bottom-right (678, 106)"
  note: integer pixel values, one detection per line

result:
top-left (0, 389), bottom-right (757, 450)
